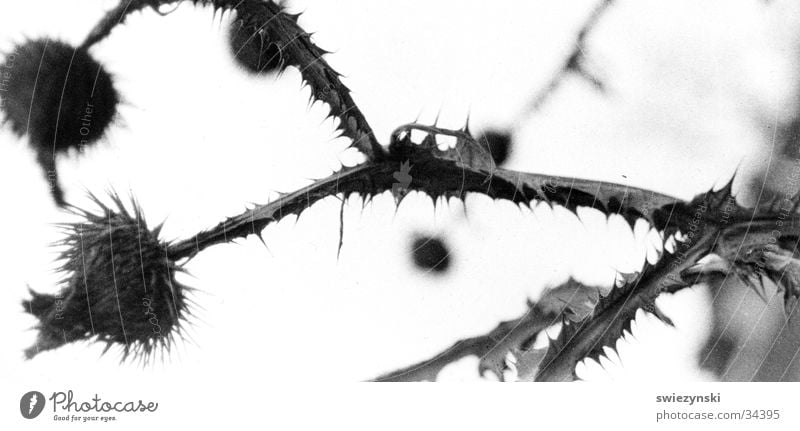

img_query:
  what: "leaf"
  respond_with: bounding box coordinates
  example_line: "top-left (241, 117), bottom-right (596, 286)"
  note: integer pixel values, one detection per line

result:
top-left (372, 303), bottom-right (559, 382)
top-left (388, 123), bottom-right (499, 172)
top-left (535, 226), bottom-right (720, 381)
top-left (372, 278), bottom-right (603, 381)
top-left (514, 346), bottom-right (549, 381)
top-left (538, 278), bottom-right (600, 322)
top-left (689, 243), bottom-right (800, 315)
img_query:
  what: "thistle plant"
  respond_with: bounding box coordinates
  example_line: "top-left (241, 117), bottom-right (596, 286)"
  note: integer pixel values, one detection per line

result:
top-left (22, 194), bottom-right (195, 363)
top-left (3, 0), bottom-right (800, 382)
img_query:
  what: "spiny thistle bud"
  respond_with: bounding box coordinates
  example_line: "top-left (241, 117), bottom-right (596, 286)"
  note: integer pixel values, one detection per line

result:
top-left (22, 194), bottom-right (194, 363)
top-left (410, 234), bottom-right (452, 274)
top-left (0, 39), bottom-right (119, 205)
top-left (228, 20), bottom-right (283, 75)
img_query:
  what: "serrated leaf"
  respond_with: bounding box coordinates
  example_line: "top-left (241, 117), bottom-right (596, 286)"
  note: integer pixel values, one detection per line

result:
top-left (535, 226), bottom-right (720, 382)
top-left (538, 278), bottom-right (600, 322)
top-left (372, 304), bottom-right (559, 382)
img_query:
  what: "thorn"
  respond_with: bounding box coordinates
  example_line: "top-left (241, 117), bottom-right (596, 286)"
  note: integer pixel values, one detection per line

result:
top-left (462, 111), bottom-right (472, 134)
top-left (717, 174), bottom-right (735, 199)
top-left (652, 304), bottom-right (674, 327)
top-left (414, 108), bottom-right (424, 124)
top-left (751, 275), bottom-right (770, 303)
top-left (255, 231), bottom-right (270, 252)
top-left (337, 197), bottom-right (346, 260)
top-left (614, 271), bottom-right (638, 288)
top-left (680, 254), bottom-right (730, 279)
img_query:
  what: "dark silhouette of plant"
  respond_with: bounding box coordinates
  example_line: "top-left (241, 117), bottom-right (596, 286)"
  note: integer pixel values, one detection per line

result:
top-left (0, 39), bottom-right (119, 205)
top-left (22, 194), bottom-right (195, 363)
top-left (5, 0), bottom-right (800, 381)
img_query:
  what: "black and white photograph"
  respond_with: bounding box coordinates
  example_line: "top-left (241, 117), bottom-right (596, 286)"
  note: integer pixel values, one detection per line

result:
top-left (1, 0), bottom-right (799, 429)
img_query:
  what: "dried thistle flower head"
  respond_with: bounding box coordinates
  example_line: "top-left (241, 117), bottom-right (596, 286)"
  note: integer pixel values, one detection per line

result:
top-left (23, 194), bottom-right (194, 363)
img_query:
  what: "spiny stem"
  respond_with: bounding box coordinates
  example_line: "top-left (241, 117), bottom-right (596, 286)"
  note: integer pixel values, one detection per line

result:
top-left (81, 0), bottom-right (155, 49)
top-left (166, 155), bottom-right (685, 260)
top-left (534, 228), bottom-right (719, 382)
top-left (166, 162), bottom-right (382, 259)
top-left (81, 0), bottom-right (384, 160)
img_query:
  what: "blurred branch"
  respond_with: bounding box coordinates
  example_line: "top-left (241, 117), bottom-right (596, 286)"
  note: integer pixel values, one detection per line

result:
top-left (526, 0), bottom-right (614, 113)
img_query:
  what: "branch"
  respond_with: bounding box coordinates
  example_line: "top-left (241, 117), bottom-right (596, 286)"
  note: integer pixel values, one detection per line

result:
top-left (526, 0), bottom-right (614, 112)
top-left (81, 0), bottom-right (384, 160)
top-left (166, 151), bottom-right (685, 260)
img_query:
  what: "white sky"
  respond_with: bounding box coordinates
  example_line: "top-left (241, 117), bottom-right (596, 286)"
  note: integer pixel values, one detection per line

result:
top-left (1, 0), bottom-right (799, 421)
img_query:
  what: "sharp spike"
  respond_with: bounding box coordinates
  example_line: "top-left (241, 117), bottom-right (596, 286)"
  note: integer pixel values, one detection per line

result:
top-left (462, 111), bottom-right (472, 134)
top-left (792, 192), bottom-right (800, 212)
top-left (652, 304), bottom-right (674, 327)
top-left (414, 108), bottom-right (424, 123)
top-left (336, 197), bottom-right (346, 260)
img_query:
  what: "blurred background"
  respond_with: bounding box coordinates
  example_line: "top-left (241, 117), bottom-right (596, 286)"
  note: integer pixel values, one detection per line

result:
top-left (1, 0), bottom-right (800, 407)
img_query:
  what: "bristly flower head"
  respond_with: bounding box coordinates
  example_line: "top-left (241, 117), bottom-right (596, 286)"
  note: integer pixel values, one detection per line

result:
top-left (23, 193), bottom-right (195, 363)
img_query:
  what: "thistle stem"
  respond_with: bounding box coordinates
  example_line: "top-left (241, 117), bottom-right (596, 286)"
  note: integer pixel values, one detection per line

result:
top-left (167, 156), bottom-right (685, 260)
top-left (81, 0), bottom-right (384, 160)
top-left (166, 162), bottom-right (385, 259)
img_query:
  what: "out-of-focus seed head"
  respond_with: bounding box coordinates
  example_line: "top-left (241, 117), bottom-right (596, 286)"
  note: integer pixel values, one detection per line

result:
top-left (410, 234), bottom-right (452, 274)
top-left (228, 21), bottom-right (283, 75)
top-left (1, 39), bottom-right (118, 151)
top-left (0, 39), bottom-right (119, 205)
